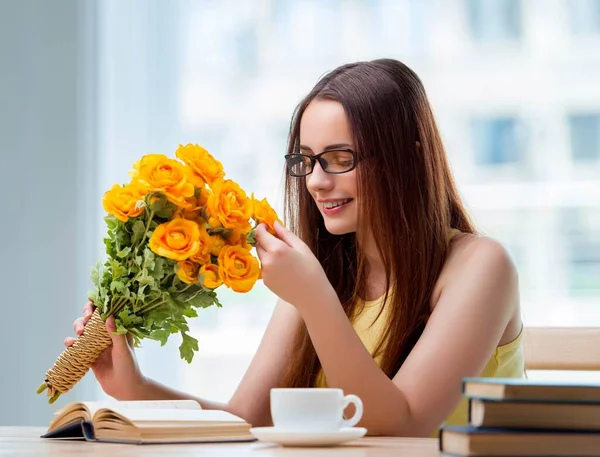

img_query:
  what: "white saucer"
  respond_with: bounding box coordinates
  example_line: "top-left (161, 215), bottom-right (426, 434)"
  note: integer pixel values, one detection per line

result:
top-left (249, 426), bottom-right (367, 447)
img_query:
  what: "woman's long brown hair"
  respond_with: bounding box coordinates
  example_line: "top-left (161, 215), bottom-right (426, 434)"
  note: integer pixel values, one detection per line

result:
top-left (281, 58), bottom-right (476, 388)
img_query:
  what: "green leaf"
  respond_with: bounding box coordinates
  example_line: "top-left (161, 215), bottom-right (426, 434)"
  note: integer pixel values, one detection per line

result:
top-left (246, 230), bottom-right (257, 246)
top-left (104, 237), bottom-right (117, 258)
top-left (105, 214), bottom-right (119, 231)
top-left (147, 192), bottom-right (178, 219)
top-left (110, 263), bottom-right (127, 284)
top-left (143, 248), bottom-right (156, 271)
top-left (110, 280), bottom-right (126, 294)
top-left (131, 220), bottom-right (146, 247)
top-left (149, 328), bottom-right (171, 346)
top-left (208, 226), bottom-right (233, 238)
top-left (183, 307), bottom-right (198, 318)
top-left (116, 308), bottom-right (143, 328)
top-left (179, 332), bottom-right (199, 363)
top-left (116, 246), bottom-right (131, 258)
top-left (150, 256), bottom-right (167, 280)
top-left (186, 289), bottom-right (217, 309)
top-left (115, 228), bottom-right (131, 248)
top-left (90, 263), bottom-right (100, 285)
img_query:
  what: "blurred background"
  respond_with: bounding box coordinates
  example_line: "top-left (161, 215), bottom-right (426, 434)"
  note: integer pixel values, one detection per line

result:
top-left (1, 0), bottom-right (599, 426)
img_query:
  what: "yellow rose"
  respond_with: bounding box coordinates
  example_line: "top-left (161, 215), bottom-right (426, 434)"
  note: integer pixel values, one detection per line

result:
top-left (197, 187), bottom-right (211, 208)
top-left (149, 218), bottom-right (201, 261)
top-left (182, 201), bottom-right (201, 221)
top-left (186, 167), bottom-right (206, 189)
top-left (131, 154), bottom-right (195, 208)
top-left (199, 264), bottom-right (222, 289)
top-left (189, 225), bottom-right (213, 265)
top-left (102, 184), bottom-right (145, 222)
top-left (218, 245), bottom-right (260, 293)
top-left (251, 194), bottom-right (282, 235)
top-left (226, 228), bottom-right (251, 251)
top-left (177, 260), bottom-right (200, 284)
top-left (176, 143), bottom-right (225, 185)
top-left (208, 216), bottom-right (221, 229)
top-left (207, 179), bottom-right (252, 231)
top-left (209, 234), bottom-right (226, 256)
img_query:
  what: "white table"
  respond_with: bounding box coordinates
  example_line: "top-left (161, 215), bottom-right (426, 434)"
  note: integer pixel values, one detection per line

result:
top-left (0, 427), bottom-right (441, 456)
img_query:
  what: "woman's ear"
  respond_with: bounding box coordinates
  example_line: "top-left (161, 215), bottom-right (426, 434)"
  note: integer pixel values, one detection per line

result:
top-left (416, 141), bottom-right (421, 149)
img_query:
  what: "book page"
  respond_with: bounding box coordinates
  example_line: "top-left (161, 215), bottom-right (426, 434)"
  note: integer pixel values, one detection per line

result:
top-left (95, 408), bottom-right (245, 424)
top-left (82, 399), bottom-right (201, 417)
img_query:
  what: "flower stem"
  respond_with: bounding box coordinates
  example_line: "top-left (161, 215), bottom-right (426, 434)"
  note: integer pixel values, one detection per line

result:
top-left (134, 209), bottom-right (155, 255)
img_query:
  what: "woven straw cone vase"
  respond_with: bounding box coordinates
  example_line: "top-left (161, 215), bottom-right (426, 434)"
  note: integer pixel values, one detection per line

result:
top-left (37, 309), bottom-right (112, 403)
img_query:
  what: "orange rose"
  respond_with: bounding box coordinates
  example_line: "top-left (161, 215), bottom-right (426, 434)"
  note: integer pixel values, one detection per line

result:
top-left (189, 225), bottom-right (213, 265)
top-left (218, 245), bottom-right (260, 293)
top-left (185, 167), bottom-right (206, 189)
top-left (251, 194), bottom-right (282, 235)
top-left (182, 202), bottom-right (201, 221)
top-left (199, 264), bottom-right (222, 289)
top-left (176, 143), bottom-right (225, 185)
top-left (197, 187), bottom-right (211, 208)
top-left (102, 184), bottom-right (145, 222)
top-left (149, 218), bottom-right (201, 261)
top-left (176, 260), bottom-right (200, 284)
top-left (207, 216), bottom-right (221, 229)
top-left (207, 179), bottom-right (252, 231)
top-left (226, 228), bottom-right (251, 251)
top-left (208, 235), bottom-right (226, 256)
top-left (131, 154), bottom-right (194, 208)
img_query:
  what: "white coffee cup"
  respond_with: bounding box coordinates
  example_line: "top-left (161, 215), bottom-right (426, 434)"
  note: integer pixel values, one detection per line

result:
top-left (270, 388), bottom-right (363, 432)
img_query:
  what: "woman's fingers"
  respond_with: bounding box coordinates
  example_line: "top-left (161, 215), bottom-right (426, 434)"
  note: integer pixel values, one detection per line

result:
top-left (73, 317), bottom-right (87, 335)
top-left (64, 337), bottom-right (76, 347)
top-left (83, 300), bottom-right (94, 318)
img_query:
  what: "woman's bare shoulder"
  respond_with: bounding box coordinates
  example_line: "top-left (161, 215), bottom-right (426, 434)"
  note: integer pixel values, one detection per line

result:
top-left (449, 232), bottom-right (514, 265)
top-left (432, 232), bottom-right (521, 342)
top-left (432, 232), bottom-right (518, 304)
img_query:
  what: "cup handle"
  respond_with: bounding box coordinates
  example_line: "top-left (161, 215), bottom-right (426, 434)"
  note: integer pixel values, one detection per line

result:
top-left (341, 394), bottom-right (363, 428)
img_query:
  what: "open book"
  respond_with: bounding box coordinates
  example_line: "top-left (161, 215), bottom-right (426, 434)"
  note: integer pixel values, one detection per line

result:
top-left (41, 399), bottom-right (255, 444)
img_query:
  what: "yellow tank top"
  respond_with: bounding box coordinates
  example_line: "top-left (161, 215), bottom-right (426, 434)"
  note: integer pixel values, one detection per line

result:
top-left (313, 230), bottom-right (525, 432)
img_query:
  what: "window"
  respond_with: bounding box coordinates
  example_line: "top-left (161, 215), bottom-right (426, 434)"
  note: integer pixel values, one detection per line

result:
top-left (467, 0), bottom-right (522, 43)
top-left (569, 114), bottom-right (600, 161)
top-left (269, 0), bottom-right (341, 64)
top-left (564, 209), bottom-right (600, 298)
top-left (472, 117), bottom-right (522, 165)
top-left (568, 0), bottom-right (600, 35)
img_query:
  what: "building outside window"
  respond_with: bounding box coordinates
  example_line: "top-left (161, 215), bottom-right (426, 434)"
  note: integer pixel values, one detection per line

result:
top-left (569, 114), bottom-right (600, 161)
top-left (472, 117), bottom-right (523, 165)
top-left (466, 0), bottom-right (522, 43)
top-left (568, 0), bottom-right (600, 36)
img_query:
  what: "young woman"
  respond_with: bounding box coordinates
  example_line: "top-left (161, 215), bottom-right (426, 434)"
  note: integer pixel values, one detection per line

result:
top-left (67, 58), bottom-right (524, 437)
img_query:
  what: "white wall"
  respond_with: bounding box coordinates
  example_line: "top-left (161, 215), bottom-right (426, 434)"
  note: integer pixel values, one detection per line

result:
top-left (0, 0), bottom-right (99, 425)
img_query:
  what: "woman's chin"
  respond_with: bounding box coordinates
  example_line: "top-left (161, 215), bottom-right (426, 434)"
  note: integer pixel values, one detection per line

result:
top-left (322, 221), bottom-right (356, 236)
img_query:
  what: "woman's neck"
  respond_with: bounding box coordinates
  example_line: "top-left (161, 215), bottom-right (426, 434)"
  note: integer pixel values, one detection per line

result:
top-left (360, 232), bottom-right (388, 300)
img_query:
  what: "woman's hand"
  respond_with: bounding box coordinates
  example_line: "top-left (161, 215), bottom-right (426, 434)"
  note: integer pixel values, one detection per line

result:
top-left (254, 222), bottom-right (336, 310)
top-left (64, 300), bottom-right (147, 400)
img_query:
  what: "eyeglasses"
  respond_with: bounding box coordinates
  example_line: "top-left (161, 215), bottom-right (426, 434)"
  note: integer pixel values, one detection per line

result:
top-left (284, 149), bottom-right (358, 177)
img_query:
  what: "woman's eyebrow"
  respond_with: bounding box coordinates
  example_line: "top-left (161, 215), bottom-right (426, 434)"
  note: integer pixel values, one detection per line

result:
top-left (299, 143), bottom-right (353, 152)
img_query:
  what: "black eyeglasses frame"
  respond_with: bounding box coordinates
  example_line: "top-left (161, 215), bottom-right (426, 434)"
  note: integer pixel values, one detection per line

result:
top-left (284, 148), bottom-right (359, 177)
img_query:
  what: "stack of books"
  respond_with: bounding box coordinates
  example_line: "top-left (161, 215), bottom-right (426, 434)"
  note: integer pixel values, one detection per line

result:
top-left (439, 377), bottom-right (600, 456)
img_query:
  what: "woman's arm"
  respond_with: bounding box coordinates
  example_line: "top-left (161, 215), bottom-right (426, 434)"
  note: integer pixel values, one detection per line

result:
top-left (256, 223), bottom-right (520, 437)
top-left (303, 238), bottom-right (519, 436)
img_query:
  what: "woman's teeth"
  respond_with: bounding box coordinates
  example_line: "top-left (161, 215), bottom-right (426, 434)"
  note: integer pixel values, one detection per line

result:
top-left (324, 199), bottom-right (352, 209)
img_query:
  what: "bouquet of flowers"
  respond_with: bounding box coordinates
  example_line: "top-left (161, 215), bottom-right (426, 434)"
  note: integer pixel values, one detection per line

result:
top-left (37, 144), bottom-right (280, 403)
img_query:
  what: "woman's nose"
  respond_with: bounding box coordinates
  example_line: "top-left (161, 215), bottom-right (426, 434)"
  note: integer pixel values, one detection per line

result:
top-left (306, 161), bottom-right (334, 193)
